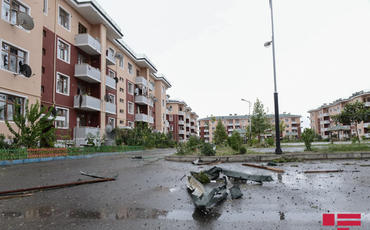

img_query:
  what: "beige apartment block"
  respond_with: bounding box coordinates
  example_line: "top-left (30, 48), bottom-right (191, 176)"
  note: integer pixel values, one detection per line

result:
top-left (199, 113), bottom-right (301, 143)
top-left (308, 90), bottom-right (370, 140)
top-left (166, 99), bottom-right (198, 142)
top-left (0, 0), bottom-right (172, 145)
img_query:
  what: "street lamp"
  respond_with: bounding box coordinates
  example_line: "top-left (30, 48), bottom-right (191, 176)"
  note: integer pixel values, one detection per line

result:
top-left (265, 0), bottom-right (282, 154)
top-left (241, 99), bottom-right (252, 142)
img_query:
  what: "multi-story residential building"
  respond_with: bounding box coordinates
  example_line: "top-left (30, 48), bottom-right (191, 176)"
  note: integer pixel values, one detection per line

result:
top-left (308, 90), bottom-right (370, 140)
top-left (198, 113), bottom-right (301, 143)
top-left (0, 0), bottom-right (171, 146)
top-left (166, 100), bottom-right (198, 142)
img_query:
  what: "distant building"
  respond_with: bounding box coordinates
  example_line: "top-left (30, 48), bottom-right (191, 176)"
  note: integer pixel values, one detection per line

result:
top-left (308, 90), bottom-right (370, 140)
top-left (198, 113), bottom-right (301, 143)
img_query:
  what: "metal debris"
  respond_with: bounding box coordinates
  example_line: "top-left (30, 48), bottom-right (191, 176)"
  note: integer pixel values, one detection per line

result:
top-left (80, 171), bottom-right (118, 180)
top-left (229, 184), bottom-right (243, 199)
top-left (131, 156), bottom-right (143, 159)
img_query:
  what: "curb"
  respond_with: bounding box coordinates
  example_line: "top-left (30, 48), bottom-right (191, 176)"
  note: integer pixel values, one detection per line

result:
top-left (0, 150), bottom-right (144, 166)
top-left (165, 151), bottom-right (370, 163)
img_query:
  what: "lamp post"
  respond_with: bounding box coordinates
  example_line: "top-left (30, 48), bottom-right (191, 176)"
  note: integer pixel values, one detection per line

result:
top-left (241, 99), bottom-right (252, 142)
top-left (265, 0), bottom-right (282, 154)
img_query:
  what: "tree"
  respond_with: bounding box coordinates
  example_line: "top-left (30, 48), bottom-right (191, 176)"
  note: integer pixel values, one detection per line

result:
top-left (5, 100), bottom-right (56, 148)
top-left (213, 120), bottom-right (228, 145)
top-left (332, 101), bottom-right (369, 143)
top-left (301, 128), bottom-right (315, 151)
top-left (228, 131), bottom-right (243, 151)
top-left (251, 99), bottom-right (271, 142)
top-left (272, 120), bottom-right (286, 138)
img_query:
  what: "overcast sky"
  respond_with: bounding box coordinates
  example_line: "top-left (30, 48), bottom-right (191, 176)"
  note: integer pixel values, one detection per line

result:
top-left (96, 0), bottom-right (370, 128)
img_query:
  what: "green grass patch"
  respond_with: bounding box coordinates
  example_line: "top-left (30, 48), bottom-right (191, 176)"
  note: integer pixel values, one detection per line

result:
top-left (67, 145), bottom-right (144, 155)
top-left (313, 143), bottom-right (370, 153)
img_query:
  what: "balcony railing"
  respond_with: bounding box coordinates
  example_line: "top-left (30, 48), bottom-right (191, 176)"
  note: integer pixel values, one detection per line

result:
top-left (320, 113), bottom-right (329, 117)
top-left (135, 76), bottom-right (147, 86)
top-left (106, 50), bottom-right (116, 65)
top-left (364, 122), bottom-right (370, 128)
top-left (135, 114), bottom-right (154, 123)
top-left (365, 102), bottom-right (370, 107)
top-left (320, 120), bottom-right (330, 124)
top-left (179, 130), bottom-right (185, 135)
top-left (75, 33), bottom-right (101, 55)
top-left (74, 64), bottom-right (101, 83)
top-left (74, 126), bottom-right (100, 146)
top-left (105, 102), bottom-right (116, 115)
top-left (106, 76), bottom-right (116, 90)
top-left (135, 95), bottom-right (152, 106)
top-left (74, 95), bottom-right (101, 112)
top-left (178, 111), bottom-right (185, 116)
top-left (178, 120), bottom-right (185, 125)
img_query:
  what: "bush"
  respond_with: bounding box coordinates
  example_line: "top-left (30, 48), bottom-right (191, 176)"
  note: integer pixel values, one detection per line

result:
top-left (0, 134), bottom-right (10, 149)
top-left (351, 136), bottom-right (359, 144)
top-left (186, 135), bottom-right (201, 152)
top-left (266, 137), bottom-right (274, 146)
top-left (249, 138), bottom-right (259, 147)
top-left (228, 131), bottom-right (243, 151)
top-left (301, 128), bottom-right (315, 151)
top-left (176, 143), bottom-right (187, 155)
top-left (201, 143), bottom-right (216, 156)
top-left (239, 146), bottom-right (247, 154)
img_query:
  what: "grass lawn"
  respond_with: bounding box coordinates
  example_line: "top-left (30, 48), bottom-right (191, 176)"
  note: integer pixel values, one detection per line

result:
top-left (313, 143), bottom-right (370, 153)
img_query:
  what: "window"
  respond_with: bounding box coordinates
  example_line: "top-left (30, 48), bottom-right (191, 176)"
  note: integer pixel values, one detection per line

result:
top-left (55, 107), bottom-right (69, 129)
top-left (2, 0), bottom-right (29, 25)
top-left (106, 48), bottom-right (114, 60)
top-left (162, 99), bottom-right (165, 107)
top-left (56, 73), bottom-right (69, 95)
top-left (78, 23), bottom-right (87, 34)
top-left (162, 86), bottom-right (165, 94)
top-left (0, 93), bottom-right (24, 121)
top-left (128, 82), bottom-right (134, 95)
top-left (118, 55), bottom-right (124, 68)
top-left (1, 42), bottom-right (27, 73)
top-left (119, 109), bottom-right (124, 113)
top-left (77, 53), bottom-right (87, 64)
top-left (108, 69), bottom-right (115, 78)
top-left (58, 6), bottom-right (70, 30)
top-left (128, 121), bottom-right (134, 128)
top-left (128, 102), bottom-right (134, 114)
top-left (107, 94), bottom-right (115, 104)
top-left (169, 115), bottom-right (173, 121)
top-left (108, 117), bottom-right (115, 128)
top-left (119, 87), bottom-right (124, 93)
top-left (119, 98), bottom-right (124, 103)
top-left (128, 63), bottom-right (133, 74)
top-left (119, 77), bottom-right (124, 82)
top-left (120, 120), bottom-right (124, 124)
top-left (43, 0), bottom-right (48, 15)
top-left (57, 39), bottom-right (70, 63)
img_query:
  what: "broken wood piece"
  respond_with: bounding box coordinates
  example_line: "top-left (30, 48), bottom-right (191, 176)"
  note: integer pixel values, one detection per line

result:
top-left (242, 163), bottom-right (285, 173)
top-left (80, 171), bottom-right (109, 179)
top-left (0, 193), bottom-right (33, 200)
top-left (304, 169), bottom-right (344, 174)
top-left (0, 178), bottom-right (115, 197)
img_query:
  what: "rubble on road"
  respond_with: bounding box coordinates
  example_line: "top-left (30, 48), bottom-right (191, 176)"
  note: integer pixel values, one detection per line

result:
top-left (186, 166), bottom-right (273, 212)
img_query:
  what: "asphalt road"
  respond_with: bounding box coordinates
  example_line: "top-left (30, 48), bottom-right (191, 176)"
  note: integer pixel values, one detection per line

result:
top-left (0, 149), bottom-right (370, 230)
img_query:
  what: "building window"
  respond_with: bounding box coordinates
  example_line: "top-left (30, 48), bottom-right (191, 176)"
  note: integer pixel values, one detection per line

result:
top-left (2, 0), bottom-right (29, 25)
top-left (162, 99), bottom-right (165, 107)
top-left (128, 121), bottom-right (134, 128)
top-left (128, 63), bottom-right (133, 74)
top-left (78, 23), bottom-right (87, 34)
top-left (43, 0), bottom-right (48, 15)
top-left (128, 102), bottom-right (134, 114)
top-left (106, 48), bottom-right (115, 60)
top-left (119, 77), bottom-right (124, 82)
top-left (119, 109), bottom-right (124, 113)
top-left (57, 39), bottom-right (70, 63)
top-left (108, 117), bottom-right (115, 128)
top-left (169, 115), bottom-right (173, 121)
top-left (56, 73), bottom-right (69, 96)
top-left (107, 94), bottom-right (115, 104)
top-left (1, 42), bottom-right (27, 74)
top-left (119, 98), bottom-right (124, 103)
top-left (119, 87), bottom-right (124, 93)
top-left (55, 107), bottom-right (69, 129)
top-left (118, 55), bottom-right (124, 68)
top-left (58, 6), bottom-right (70, 30)
top-left (128, 82), bottom-right (134, 95)
top-left (108, 69), bottom-right (115, 78)
top-left (120, 120), bottom-right (124, 124)
top-left (0, 93), bottom-right (24, 121)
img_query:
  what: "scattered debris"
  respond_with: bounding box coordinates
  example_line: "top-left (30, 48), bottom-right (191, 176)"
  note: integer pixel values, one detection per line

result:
top-left (267, 162), bottom-right (278, 166)
top-left (192, 158), bottom-right (222, 166)
top-left (80, 171), bottom-right (118, 180)
top-left (0, 178), bottom-right (115, 197)
top-left (179, 175), bottom-right (186, 181)
top-left (0, 193), bottom-right (32, 200)
top-left (186, 167), bottom-right (273, 212)
top-left (131, 156), bottom-right (143, 160)
top-left (359, 165), bottom-right (370, 167)
top-left (304, 169), bottom-right (344, 174)
top-left (242, 163), bottom-right (285, 173)
top-left (272, 157), bottom-right (301, 163)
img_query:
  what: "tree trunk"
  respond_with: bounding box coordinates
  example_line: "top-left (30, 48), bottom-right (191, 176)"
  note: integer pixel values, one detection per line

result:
top-left (355, 122), bottom-right (361, 143)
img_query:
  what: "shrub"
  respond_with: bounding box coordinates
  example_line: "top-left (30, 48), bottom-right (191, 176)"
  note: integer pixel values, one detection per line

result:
top-left (201, 143), bottom-right (216, 156)
top-left (176, 143), bottom-right (187, 155)
top-left (186, 135), bottom-right (201, 152)
top-left (228, 131), bottom-right (243, 151)
top-left (239, 146), bottom-right (247, 154)
top-left (351, 136), bottom-right (359, 144)
top-left (301, 128), bottom-right (315, 151)
top-left (0, 134), bottom-right (10, 149)
top-left (266, 137), bottom-right (274, 146)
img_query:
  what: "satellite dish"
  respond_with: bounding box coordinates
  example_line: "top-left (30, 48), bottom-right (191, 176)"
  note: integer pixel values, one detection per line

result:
top-left (17, 12), bottom-right (34, 30)
top-left (264, 41), bottom-right (272, 48)
top-left (106, 125), bottom-right (113, 133)
top-left (19, 62), bottom-right (32, 78)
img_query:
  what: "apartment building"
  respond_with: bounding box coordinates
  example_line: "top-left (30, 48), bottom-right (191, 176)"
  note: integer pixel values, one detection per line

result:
top-left (0, 0), bottom-right (171, 146)
top-left (198, 113), bottom-right (301, 143)
top-left (166, 100), bottom-right (198, 142)
top-left (308, 90), bottom-right (370, 140)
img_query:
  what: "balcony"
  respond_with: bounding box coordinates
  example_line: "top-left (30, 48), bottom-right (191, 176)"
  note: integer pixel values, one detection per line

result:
top-left (178, 111), bottom-right (185, 116)
top-left (320, 113), bottom-right (329, 117)
top-left (178, 120), bottom-right (185, 125)
top-left (179, 130), bottom-right (185, 135)
top-left (106, 50), bottom-right (116, 65)
top-left (149, 82), bottom-right (155, 91)
top-left (204, 134), bottom-right (209, 138)
top-left (364, 122), bottom-right (370, 128)
top-left (135, 114), bottom-right (154, 123)
top-left (106, 76), bottom-right (116, 90)
top-left (75, 34), bottom-right (101, 55)
top-left (135, 95), bottom-right (149, 105)
top-left (228, 128), bottom-right (234, 132)
top-left (322, 128), bottom-right (329, 132)
top-left (74, 95), bottom-right (101, 112)
top-left (364, 133), bottom-right (370, 138)
top-left (320, 120), bottom-right (330, 124)
top-left (165, 120), bottom-right (169, 127)
top-left (74, 126), bottom-right (100, 146)
top-left (291, 127), bottom-right (298, 130)
top-left (105, 102), bottom-right (116, 115)
top-left (365, 102), bottom-right (370, 107)
top-left (74, 64), bottom-right (101, 83)
top-left (135, 76), bottom-right (147, 86)
top-left (186, 123), bottom-right (190, 127)
top-left (291, 121), bottom-right (298, 125)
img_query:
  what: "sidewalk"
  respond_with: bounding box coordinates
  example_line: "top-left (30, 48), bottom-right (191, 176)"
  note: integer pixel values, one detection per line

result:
top-left (165, 151), bottom-right (370, 163)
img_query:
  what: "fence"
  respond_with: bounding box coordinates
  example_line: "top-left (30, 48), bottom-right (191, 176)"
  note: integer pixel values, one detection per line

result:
top-left (0, 146), bottom-right (144, 161)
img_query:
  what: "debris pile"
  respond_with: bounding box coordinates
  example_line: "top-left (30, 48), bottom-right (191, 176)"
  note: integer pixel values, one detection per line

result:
top-left (186, 166), bottom-right (273, 212)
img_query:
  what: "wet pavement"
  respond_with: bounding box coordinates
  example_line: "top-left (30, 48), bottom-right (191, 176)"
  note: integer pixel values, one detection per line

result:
top-left (0, 148), bottom-right (370, 229)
